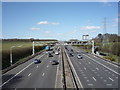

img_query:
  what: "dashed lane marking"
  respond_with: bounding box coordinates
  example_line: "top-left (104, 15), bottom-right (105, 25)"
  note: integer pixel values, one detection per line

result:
top-left (0, 62), bottom-right (34, 87)
top-left (47, 65), bottom-right (49, 68)
top-left (42, 73), bottom-right (45, 76)
top-left (88, 84), bottom-right (93, 86)
top-left (96, 68), bottom-right (99, 70)
top-left (103, 80), bottom-right (107, 82)
top-left (83, 54), bottom-right (120, 76)
top-left (28, 73), bottom-right (31, 77)
top-left (84, 67), bottom-right (86, 70)
top-left (109, 77), bottom-right (114, 81)
top-left (86, 80), bottom-right (89, 82)
top-left (100, 77), bottom-right (103, 79)
top-left (93, 77), bottom-right (96, 81)
top-left (106, 84), bottom-right (112, 86)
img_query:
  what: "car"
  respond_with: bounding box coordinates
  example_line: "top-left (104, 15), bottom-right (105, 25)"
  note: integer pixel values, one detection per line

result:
top-left (52, 60), bottom-right (59, 65)
top-left (48, 53), bottom-right (53, 57)
top-left (71, 49), bottom-right (74, 52)
top-left (77, 54), bottom-right (83, 59)
top-left (34, 59), bottom-right (41, 64)
top-left (69, 53), bottom-right (74, 57)
top-left (55, 51), bottom-right (59, 55)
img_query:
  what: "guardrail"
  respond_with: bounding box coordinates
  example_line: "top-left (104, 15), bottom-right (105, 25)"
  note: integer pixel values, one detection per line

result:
top-left (64, 46), bottom-right (83, 89)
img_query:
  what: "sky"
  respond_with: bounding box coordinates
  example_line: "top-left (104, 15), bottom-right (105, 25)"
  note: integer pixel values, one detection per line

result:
top-left (2, 2), bottom-right (118, 40)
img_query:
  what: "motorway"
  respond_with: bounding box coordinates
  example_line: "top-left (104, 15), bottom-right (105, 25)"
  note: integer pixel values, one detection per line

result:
top-left (65, 45), bottom-right (119, 89)
top-left (1, 45), bottom-right (61, 89)
top-left (0, 43), bottom-right (119, 89)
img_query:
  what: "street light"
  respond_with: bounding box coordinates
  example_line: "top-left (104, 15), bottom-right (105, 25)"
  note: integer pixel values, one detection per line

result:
top-left (10, 45), bottom-right (22, 66)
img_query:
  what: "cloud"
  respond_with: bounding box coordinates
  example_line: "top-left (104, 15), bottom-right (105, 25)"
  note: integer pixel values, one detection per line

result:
top-left (37, 21), bottom-right (49, 25)
top-left (44, 31), bottom-right (51, 34)
top-left (80, 26), bottom-right (101, 30)
top-left (37, 21), bottom-right (59, 25)
top-left (31, 27), bottom-right (40, 30)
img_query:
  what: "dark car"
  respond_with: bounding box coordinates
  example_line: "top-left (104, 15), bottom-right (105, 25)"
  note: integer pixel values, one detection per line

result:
top-left (69, 53), bottom-right (74, 57)
top-left (71, 49), bottom-right (74, 52)
top-left (52, 60), bottom-right (59, 65)
top-left (48, 53), bottom-right (53, 57)
top-left (34, 59), bottom-right (41, 64)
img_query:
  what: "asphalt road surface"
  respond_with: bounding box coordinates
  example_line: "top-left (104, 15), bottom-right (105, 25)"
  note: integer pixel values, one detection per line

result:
top-left (65, 45), bottom-right (119, 89)
top-left (1, 45), bottom-right (61, 89)
top-left (1, 44), bottom-right (119, 89)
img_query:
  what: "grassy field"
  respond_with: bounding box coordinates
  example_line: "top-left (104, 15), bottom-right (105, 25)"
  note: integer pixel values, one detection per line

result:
top-left (1, 40), bottom-right (55, 69)
top-left (2, 41), bottom-right (54, 52)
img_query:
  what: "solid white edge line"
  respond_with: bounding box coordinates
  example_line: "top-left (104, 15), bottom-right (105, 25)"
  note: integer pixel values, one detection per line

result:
top-left (83, 54), bottom-right (120, 76)
top-left (65, 48), bottom-right (83, 88)
top-left (0, 62), bottom-right (34, 87)
top-left (1, 53), bottom-right (46, 87)
top-left (2, 52), bottom-right (45, 76)
top-left (73, 46), bottom-right (119, 68)
top-left (55, 46), bottom-right (61, 88)
top-left (93, 54), bottom-right (119, 68)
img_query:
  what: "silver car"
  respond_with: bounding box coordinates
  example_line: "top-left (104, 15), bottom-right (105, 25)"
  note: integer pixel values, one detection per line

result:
top-left (77, 54), bottom-right (83, 59)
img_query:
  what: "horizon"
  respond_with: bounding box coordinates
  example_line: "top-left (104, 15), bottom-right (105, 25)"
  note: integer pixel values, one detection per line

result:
top-left (2, 2), bottom-right (118, 40)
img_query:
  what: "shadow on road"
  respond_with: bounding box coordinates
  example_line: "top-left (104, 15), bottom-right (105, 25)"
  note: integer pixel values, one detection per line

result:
top-left (2, 74), bottom-right (23, 88)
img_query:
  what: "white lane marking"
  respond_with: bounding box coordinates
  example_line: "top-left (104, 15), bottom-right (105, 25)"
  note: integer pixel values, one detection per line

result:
top-left (93, 77), bottom-right (96, 81)
top-left (84, 77), bottom-right (87, 79)
top-left (96, 68), bottom-right (99, 70)
top-left (100, 77), bottom-right (103, 79)
top-left (65, 49), bottom-right (83, 88)
top-left (88, 62), bottom-right (91, 64)
top-left (1, 53), bottom-right (46, 87)
top-left (83, 54), bottom-right (120, 76)
top-left (42, 73), bottom-right (45, 76)
top-left (109, 77), bottom-right (114, 81)
top-left (47, 65), bottom-right (49, 68)
top-left (116, 77), bottom-right (118, 79)
top-left (86, 80), bottom-right (89, 82)
top-left (106, 84), bottom-right (112, 86)
top-left (104, 80), bottom-right (107, 82)
top-left (2, 53), bottom-right (45, 76)
top-left (36, 65), bottom-right (38, 68)
top-left (0, 62), bottom-right (34, 87)
top-left (84, 67), bottom-right (86, 70)
top-left (55, 50), bottom-right (61, 88)
top-left (93, 55), bottom-right (119, 68)
top-left (95, 72), bottom-right (97, 74)
top-left (28, 73), bottom-right (31, 77)
top-left (87, 84), bottom-right (93, 86)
